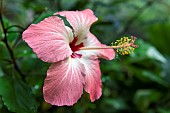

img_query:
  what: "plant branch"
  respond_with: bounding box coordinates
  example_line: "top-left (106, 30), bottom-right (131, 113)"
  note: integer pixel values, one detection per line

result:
top-left (6, 25), bottom-right (25, 31)
top-left (0, 1), bottom-right (25, 81)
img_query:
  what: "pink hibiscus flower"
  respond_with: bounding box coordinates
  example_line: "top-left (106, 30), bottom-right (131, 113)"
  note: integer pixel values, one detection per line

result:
top-left (22, 9), bottom-right (115, 106)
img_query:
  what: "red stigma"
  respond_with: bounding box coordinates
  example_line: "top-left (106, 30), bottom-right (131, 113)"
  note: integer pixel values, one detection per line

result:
top-left (70, 37), bottom-right (84, 58)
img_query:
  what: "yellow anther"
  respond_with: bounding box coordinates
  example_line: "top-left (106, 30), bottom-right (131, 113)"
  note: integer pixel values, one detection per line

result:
top-left (110, 42), bottom-right (114, 46)
top-left (111, 36), bottom-right (138, 55)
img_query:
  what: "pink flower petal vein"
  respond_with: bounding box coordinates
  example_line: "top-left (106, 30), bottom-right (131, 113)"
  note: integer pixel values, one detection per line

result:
top-left (22, 9), bottom-right (115, 106)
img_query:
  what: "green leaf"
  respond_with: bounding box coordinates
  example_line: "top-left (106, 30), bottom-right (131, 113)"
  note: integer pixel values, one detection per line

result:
top-left (0, 76), bottom-right (38, 113)
top-left (0, 42), bottom-right (9, 60)
top-left (100, 98), bottom-right (127, 112)
top-left (2, 16), bottom-right (10, 28)
top-left (148, 23), bottom-right (170, 56)
top-left (130, 39), bottom-right (166, 63)
top-left (31, 10), bottom-right (73, 29)
top-left (56, 15), bottom-right (73, 29)
top-left (32, 11), bottom-right (55, 24)
top-left (0, 67), bottom-right (4, 77)
top-left (158, 108), bottom-right (170, 113)
top-left (0, 97), bottom-right (3, 109)
top-left (141, 70), bottom-right (168, 86)
top-left (60, 0), bottom-right (77, 10)
top-left (162, 57), bottom-right (170, 83)
top-left (134, 89), bottom-right (161, 111)
top-left (133, 69), bottom-right (168, 87)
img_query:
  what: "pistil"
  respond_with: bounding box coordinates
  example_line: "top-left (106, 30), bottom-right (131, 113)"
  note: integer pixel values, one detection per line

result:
top-left (80, 36), bottom-right (138, 55)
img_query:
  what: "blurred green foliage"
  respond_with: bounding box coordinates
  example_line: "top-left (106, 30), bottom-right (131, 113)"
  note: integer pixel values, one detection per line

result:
top-left (0, 0), bottom-right (170, 113)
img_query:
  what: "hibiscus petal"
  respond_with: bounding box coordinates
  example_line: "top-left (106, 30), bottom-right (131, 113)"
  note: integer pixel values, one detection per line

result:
top-left (43, 58), bottom-right (85, 106)
top-left (22, 16), bottom-right (73, 63)
top-left (80, 58), bottom-right (102, 102)
top-left (54, 9), bottom-right (98, 45)
top-left (78, 32), bottom-right (115, 60)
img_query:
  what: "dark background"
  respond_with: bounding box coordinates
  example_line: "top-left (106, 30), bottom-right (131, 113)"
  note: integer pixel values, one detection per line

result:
top-left (0, 0), bottom-right (170, 113)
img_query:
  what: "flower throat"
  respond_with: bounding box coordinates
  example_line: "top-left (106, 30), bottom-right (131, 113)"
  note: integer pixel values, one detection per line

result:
top-left (70, 37), bottom-right (84, 58)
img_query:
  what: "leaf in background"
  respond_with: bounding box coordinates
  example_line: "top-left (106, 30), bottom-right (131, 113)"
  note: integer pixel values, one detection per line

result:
top-left (161, 57), bottom-right (170, 83)
top-left (148, 23), bottom-right (170, 56)
top-left (127, 64), bottom-right (168, 87)
top-left (56, 15), bottom-right (73, 30)
top-left (32, 11), bottom-right (54, 24)
top-left (130, 39), bottom-right (166, 63)
top-left (133, 39), bottom-right (168, 85)
top-left (26, 73), bottom-right (45, 95)
top-left (134, 89), bottom-right (161, 112)
top-left (146, 46), bottom-right (166, 63)
top-left (158, 108), bottom-right (170, 113)
top-left (0, 67), bottom-right (4, 77)
top-left (0, 30), bottom-right (3, 40)
top-left (1, 16), bottom-right (10, 29)
top-left (0, 41), bottom-right (9, 57)
top-left (100, 98), bottom-right (127, 113)
top-left (141, 70), bottom-right (168, 86)
top-left (0, 41), bottom-right (14, 76)
top-left (4, 0), bottom-right (24, 24)
top-left (61, 0), bottom-right (77, 10)
top-left (0, 97), bottom-right (3, 109)
top-left (0, 76), bottom-right (38, 113)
